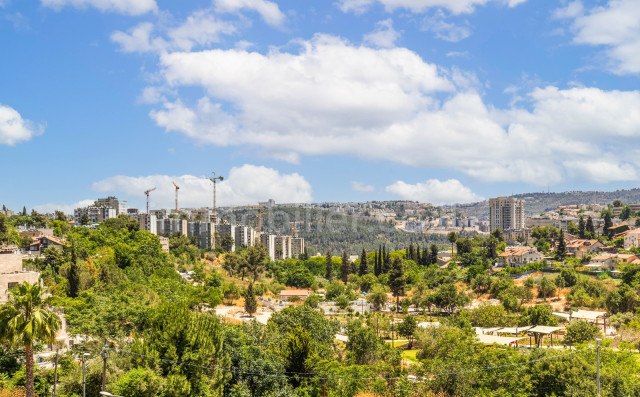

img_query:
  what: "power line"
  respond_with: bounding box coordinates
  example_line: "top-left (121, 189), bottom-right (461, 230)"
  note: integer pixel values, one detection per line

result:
top-left (104, 347), bottom-right (590, 381)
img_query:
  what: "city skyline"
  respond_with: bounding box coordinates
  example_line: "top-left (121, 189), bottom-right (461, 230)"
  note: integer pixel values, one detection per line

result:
top-left (1, 0), bottom-right (640, 212)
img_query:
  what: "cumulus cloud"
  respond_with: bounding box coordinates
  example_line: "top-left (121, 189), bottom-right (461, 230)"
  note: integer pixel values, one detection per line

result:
top-left (351, 181), bottom-right (375, 193)
top-left (111, 12), bottom-right (236, 54)
top-left (91, 165), bottom-right (312, 209)
top-left (0, 104), bottom-right (44, 145)
top-left (557, 0), bottom-right (640, 74)
top-left (386, 179), bottom-right (483, 205)
top-left (142, 34), bottom-right (640, 186)
top-left (364, 19), bottom-right (401, 48)
top-left (33, 199), bottom-right (95, 215)
top-left (41, 0), bottom-right (157, 15)
top-left (214, 0), bottom-right (285, 27)
top-left (337, 0), bottom-right (527, 15)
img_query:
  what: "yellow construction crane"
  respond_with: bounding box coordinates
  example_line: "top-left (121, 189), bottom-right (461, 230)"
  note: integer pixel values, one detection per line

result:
top-left (236, 205), bottom-right (268, 233)
top-left (173, 181), bottom-right (180, 214)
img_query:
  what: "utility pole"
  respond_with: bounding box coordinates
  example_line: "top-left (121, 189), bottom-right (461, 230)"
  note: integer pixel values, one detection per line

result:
top-left (209, 172), bottom-right (224, 249)
top-left (596, 338), bottom-right (601, 396)
top-left (52, 346), bottom-right (59, 397)
top-left (101, 341), bottom-right (108, 392)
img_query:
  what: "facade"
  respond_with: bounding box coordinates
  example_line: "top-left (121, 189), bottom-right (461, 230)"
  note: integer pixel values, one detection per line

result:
top-left (497, 247), bottom-right (543, 267)
top-left (624, 229), bottom-right (640, 250)
top-left (234, 226), bottom-right (256, 249)
top-left (157, 218), bottom-right (188, 237)
top-left (566, 239), bottom-right (604, 259)
top-left (291, 238), bottom-right (305, 259)
top-left (260, 233), bottom-right (276, 260)
top-left (274, 236), bottom-right (292, 260)
top-left (278, 289), bottom-right (311, 301)
top-left (215, 224), bottom-right (236, 252)
top-left (0, 247), bottom-right (40, 303)
top-left (95, 196), bottom-right (126, 215)
top-left (150, 209), bottom-right (167, 220)
top-left (158, 236), bottom-right (170, 253)
top-left (26, 235), bottom-right (66, 255)
top-left (489, 197), bottom-right (525, 233)
top-left (188, 222), bottom-right (214, 250)
top-left (74, 206), bottom-right (117, 224)
top-left (138, 214), bottom-right (157, 235)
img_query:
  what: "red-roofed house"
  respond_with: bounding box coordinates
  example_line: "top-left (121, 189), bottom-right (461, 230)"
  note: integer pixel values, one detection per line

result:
top-left (498, 247), bottom-right (543, 267)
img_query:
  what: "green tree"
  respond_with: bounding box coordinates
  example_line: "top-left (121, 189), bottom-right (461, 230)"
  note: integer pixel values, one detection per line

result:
top-left (304, 294), bottom-right (320, 308)
top-left (0, 282), bottom-right (61, 397)
top-left (222, 282), bottom-right (241, 305)
top-left (367, 285), bottom-right (388, 311)
top-left (388, 257), bottom-right (405, 313)
top-left (325, 250), bottom-right (333, 281)
top-left (603, 211), bottom-right (613, 238)
top-left (346, 320), bottom-right (385, 364)
top-left (43, 246), bottom-right (64, 273)
top-left (556, 229), bottom-right (566, 260)
top-left (223, 251), bottom-right (247, 279)
top-left (613, 199), bottom-right (623, 207)
top-left (397, 315), bottom-right (417, 348)
top-left (358, 248), bottom-right (368, 276)
top-left (556, 268), bottom-right (578, 288)
top-left (447, 232), bottom-right (457, 253)
top-left (244, 283), bottom-right (258, 317)
top-left (565, 320), bottom-right (600, 345)
top-left (335, 294), bottom-right (351, 311)
top-left (115, 367), bottom-right (164, 397)
top-left (341, 250), bottom-right (351, 283)
top-left (431, 284), bottom-right (470, 313)
top-left (537, 277), bottom-right (557, 300)
top-left (220, 233), bottom-right (235, 252)
top-left (578, 216), bottom-right (586, 238)
top-left (491, 228), bottom-right (504, 242)
top-left (586, 216), bottom-right (595, 237)
top-left (621, 205), bottom-right (633, 221)
top-left (430, 244), bottom-right (438, 265)
top-left (245, 244), bottom-right (269, 282)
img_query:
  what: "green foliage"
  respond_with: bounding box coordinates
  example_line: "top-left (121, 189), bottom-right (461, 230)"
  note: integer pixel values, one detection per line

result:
top-left (565, 320), bottom-right (600, 345)
top-left (366, 285), bottom-right (388, 311)
top-left (115, 367), bottom-right (164, 397)
top-left (243, 283), bottom-right (257, 317)
top-left (430, 284), bottom-right (470, 313)
top-left (345, 320), bottom-right (385, 365)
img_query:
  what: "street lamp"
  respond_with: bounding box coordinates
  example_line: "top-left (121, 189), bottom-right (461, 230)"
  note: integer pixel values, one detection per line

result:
top-left (82, 353), bottom-right (90, 397)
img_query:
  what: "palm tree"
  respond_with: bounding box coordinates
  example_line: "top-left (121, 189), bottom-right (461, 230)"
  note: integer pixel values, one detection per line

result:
top-left (0, 282), bottom-right (61, 397)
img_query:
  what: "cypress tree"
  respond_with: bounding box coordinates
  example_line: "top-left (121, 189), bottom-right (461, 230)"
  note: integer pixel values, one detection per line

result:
top-left (359, 248), bottom-right (368, 276)
top-left (430, 244), bottom-right (438, 265)
top-left (244, 283), bottom-right (257, 317)
top-left (604, 212), bottom-right (613, 238)
top-left (578, 216), bottom-right (586, 239)
top-left (556, 229), bottom-right (566, 260)
top-left (416, 246), bottom-right (421, 264)
top-left (325, 250), bottom-right (333, 281)
top-left (586, 216), bottom-right (595, 238)
top-left (67, 240), bottom-right (81, 298)
top-left (388, 257), bottom-right (405, 313)
top-left (341, 250), bottom-right (350, 283)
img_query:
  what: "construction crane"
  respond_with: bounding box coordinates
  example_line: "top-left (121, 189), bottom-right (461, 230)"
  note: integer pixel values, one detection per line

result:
top-left (236, 205), bottom-right (268, 233)
top-left (209, 171), bottom-right (224, 224)
top-left (173, 182), bottom-right (180, 214)
top-left (144, 187), bottom-right (156, 215)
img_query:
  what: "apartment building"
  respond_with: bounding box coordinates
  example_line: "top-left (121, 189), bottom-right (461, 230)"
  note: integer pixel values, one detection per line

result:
top-left (138, 213), bottom-right (157, 235)
top-left (291, 238), bottom-right (305, 259)
top-left (234, 226), bottom-right (256, 249)
top-left (260, 233), bottom-right (276, 260)
top-left (489, 197), bottom-right (525, 232)
top-left (188, 222), bottom-right (214, 250)
top-left (157, 218), bottom-right (188, 237)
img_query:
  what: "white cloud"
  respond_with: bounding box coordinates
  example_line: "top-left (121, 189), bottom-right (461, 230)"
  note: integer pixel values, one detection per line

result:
top-left (33, 199), bottom-right (94, 215)
top-left (91, 165), bottom-right (313, 209)
top-left (337, 0), bottom-right (527, 15)
top-left (364, 19), bottom-right (401, 48)
top-left (144, 34), bottom-right (640, 186)
top-left (386, 179), bottom-right (483, 205)
top-left (553, 1), bottom-right (583, 19)
top-left (41, 0), bottom-right (157, 15)
top-left (422, 10), bottom-right (471, 42)
top-left (214, 0), bottom-right (285, 27)
top-left (558, 0), bottom-right (640, 74)
top-left (0, 104), bottom-right (44, 145)
top-left (351, 181), bottom-right (375, 193)
top-left (111, 12), bottom-right (235, 54)
top-left (0, 0), bottom-right (9, 8)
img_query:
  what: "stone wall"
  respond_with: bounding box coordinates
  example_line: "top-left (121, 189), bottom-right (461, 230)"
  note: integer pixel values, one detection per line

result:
top-left (0, 253), bottom-right (22, 273)
top-left (0, 272), bottom-right (40, 303)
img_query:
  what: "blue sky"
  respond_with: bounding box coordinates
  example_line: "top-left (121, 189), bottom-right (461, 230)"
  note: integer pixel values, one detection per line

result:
top-left (1, 0), bottom-right (640, 212)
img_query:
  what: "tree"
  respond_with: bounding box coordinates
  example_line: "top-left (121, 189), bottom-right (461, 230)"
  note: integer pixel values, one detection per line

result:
top-left (565, 320), bottom-right (600, 345)
top-left (223, 251), bottom-right (246, 279)
top-left (578, 216), bottom-right (586, 238)
top-left (397, 315), bottom-right (417, 348)
top-left (621, 205), bottom-right (633, 221)
top-left (0, 282), bottom-right (61, 397)
top-left (367, 285), bottom-right (388, 311)
top-left (556, 229), bottom-right (566, 260)
top-left (222, 282), bottom-right (241, 305)
top-left (115, 367), bottom-right (164, 397)
top-left (67, 247), bottom-right (81, 298)
top-left (537, 277), bottom-right (557, 300)
top-left (388, 257), bottom-right (405, 313)
top-left (491, 228), bottom-right (504, 242)
top-left (80, 212), bottom-right (89, 226)
top-left (335, 294), bottom-right (351, 311)
top-left (245, 244), bottom-right (269, 282)
top-left (341, 250), bottom-right (350, 283)
top-left (585, 216), bottom-right (595, 237)
top-left (244, 283), bottom-right (258, 317)
top-left (325, 250), bottom-right (333, 281)
top-left (304, 294), bottom-right (319, 308)
top-left (556, 268), bottom-right (578, 288)
top-left (358, 248), bottom-right (367, 276)
top-left (346, 320), bottom-right (385, 364)
top-left (430, 244), bottom-right (438, 265)
top-left (447, 232), bottom-right (457, 253)
top-left (613, 199), bottom-right (623, 208)
top-left (603, 211), bottom-right (614, 238)
top-left (431, 284), bottom-right (469, 313)
top-left (220, 233), bottom-right (234, 252)
top-left (43, 246), bottom-right (64, 273)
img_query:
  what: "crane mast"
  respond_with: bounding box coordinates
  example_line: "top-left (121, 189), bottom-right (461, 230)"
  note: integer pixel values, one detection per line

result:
top-left (173, 182), bottom-right (180, 214)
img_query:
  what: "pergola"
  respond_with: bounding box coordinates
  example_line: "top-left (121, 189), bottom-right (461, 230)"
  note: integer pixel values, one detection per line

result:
top-left (527, 325), bottom-right (565, 347)
top-left (476, 333), bottom-right (527, 346)
top-left (553, 310), bottom-right (608, 333)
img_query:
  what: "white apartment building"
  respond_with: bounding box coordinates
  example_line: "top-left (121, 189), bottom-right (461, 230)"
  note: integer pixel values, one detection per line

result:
top-left (490, 197), bottom-right (525, 233)
top-left (157, 218), bottom-right (188, 236)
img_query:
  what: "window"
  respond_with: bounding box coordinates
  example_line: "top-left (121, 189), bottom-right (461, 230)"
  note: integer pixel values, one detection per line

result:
top-left (8, 282), bottom-right (18, 289)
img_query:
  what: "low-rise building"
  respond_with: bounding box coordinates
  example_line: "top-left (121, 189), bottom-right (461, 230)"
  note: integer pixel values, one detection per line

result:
top-left (566, 239), bottom-right (605, 259)
top-left (1, 246), bottom-right (40, 303)
top-left (278, 289), bottom-right (311, 301)
top-left (26, 235), bottom-right (67, 255)
top-left (623, 228), bottom-right (640, 250)
top-left (497, 247), bottom-right (544, 267)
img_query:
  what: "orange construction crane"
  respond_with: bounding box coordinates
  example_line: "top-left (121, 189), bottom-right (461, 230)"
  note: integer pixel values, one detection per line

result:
top-left (144, 187), bottom-right (156, 215)
top-left (236, 205), bottom-right (268, 233)
top-left (173, 182), bottom-right (180, 214)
